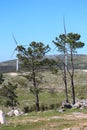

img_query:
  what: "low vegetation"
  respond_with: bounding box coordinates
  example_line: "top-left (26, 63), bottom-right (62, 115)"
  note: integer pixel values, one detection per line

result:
top-left (1, 110), bottom-right (87, 130)
top-left (0, 69), bottom-right (87, 129)
top-left (1, 69), bottom-right (87, 111)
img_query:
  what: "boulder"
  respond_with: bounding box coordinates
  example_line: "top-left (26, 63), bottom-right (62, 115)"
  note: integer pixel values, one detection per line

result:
top-left (7, 109), bottom-right (24, 117)
top-left (7, 110), bottom-right (14, 117)
top-left (14, 109), bottom-right (19, 116)
top-left (62, 102), bottom-right (72, 109)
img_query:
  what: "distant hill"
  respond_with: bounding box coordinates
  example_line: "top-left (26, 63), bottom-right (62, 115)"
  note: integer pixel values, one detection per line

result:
top-left (46, 54), bottom-right (87, 69)
top-left (0, 59), bottom-right (17, 73)
top-left (68, 54), bottom-right (87, 69)
top-left (0, 54), bottom-right (87, 73)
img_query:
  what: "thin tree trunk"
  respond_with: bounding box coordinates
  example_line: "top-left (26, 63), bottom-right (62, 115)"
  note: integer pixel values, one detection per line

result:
top-left (35, 93), bottom-right (40, 111)
top-left (63, 70), bottom-right (69, 103)
top-left (70, 49), bottom-right (75, 104)
top-left (32, 61), bottom-right (40, 111)
top-left (71, 75), bottom-right (75, 104)
top-left (64, 44), bottom-right (69, 103)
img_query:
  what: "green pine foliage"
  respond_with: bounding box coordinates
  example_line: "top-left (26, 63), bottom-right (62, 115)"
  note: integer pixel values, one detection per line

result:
top-left (1, 82), bottom-right (19, 109)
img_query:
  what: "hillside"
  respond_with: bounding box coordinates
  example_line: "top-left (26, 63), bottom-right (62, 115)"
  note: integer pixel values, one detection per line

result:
top-left (1, 69), bottom-right (87, 130)
top-left (0, 54), bottom-right (87, 73)
top-left (1, 55), bottom-right (87, 130)
top-left (0, 59), bottom-right (18, 72)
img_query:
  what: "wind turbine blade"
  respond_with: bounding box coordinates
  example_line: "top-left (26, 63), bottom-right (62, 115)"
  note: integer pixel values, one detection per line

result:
top-left (12, 34), bottom-right (18, 45)
top-left (63, 16), bottom-right (66, 35)
top-left (53, 46), bottom-right (57, 52)
top-left (11, 48), bottom-right (16, 57)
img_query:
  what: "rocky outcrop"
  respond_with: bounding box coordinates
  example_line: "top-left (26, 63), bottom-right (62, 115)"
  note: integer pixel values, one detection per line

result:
top-left (61, 99), bottom-right (87, 109)
top-left (7, 109), bottom-right (24, 116)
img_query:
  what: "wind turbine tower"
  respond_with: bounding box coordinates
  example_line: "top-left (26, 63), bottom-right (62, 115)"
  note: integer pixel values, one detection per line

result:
top-left (63, 16), bottom-right (68, 69)
top-left (12, 34), bottom-right (28, 72)
top-left (12, 34), bottom-right (19, 71)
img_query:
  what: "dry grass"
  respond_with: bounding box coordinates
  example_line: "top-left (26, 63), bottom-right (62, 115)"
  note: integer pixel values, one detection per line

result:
top-left (1, 69), bottom-right (87, 129)
top-left (1, 111), bottom-right (87, 130)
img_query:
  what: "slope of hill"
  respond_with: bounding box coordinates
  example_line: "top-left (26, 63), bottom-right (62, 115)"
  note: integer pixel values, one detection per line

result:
top-left (0, 59), bottom-right (17, 72)
top-left (0, 54), bottom-right (87, 73)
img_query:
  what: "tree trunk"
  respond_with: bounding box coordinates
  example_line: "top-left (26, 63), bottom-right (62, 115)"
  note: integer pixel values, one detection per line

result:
top-left (71, 75), bottom-right (75, 104)
top-left (64, 45), bottom-right (69, 103)
top-left (32, 61), bottom-right (40, 111)
top-left (35, 93), bottom-right (40, 111)
top-left (70, 48), bottom-right (75, 104)
top-left (63, 69), bottom-right (69, 103)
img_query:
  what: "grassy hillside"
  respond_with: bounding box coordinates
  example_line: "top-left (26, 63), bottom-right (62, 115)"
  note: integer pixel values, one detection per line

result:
top-left (1, 69), bottom-right (87, 112)
top-left (0, 64), bottom-right (87, 129)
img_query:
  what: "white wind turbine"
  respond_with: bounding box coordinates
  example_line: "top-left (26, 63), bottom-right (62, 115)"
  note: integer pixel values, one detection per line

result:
top-left (12, 34), bottom-right (28, 71)
top-left (11, 34), bottom-right (19, 71)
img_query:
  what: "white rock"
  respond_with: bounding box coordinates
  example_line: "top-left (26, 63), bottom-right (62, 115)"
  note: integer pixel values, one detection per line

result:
top-left (0, 110), bottom-right (6, 124)
top-left (14, 109), bottom-right (19, 116)
top-left (7, 110), bottom-right (14, 116)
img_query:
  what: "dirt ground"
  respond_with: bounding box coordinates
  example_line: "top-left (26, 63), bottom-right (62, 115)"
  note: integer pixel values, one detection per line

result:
top-left (7, 112), bottom-right (87, 129)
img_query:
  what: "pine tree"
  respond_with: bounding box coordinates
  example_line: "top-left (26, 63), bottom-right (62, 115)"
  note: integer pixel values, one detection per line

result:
top-left (17, 41), bottom-right (50, 111)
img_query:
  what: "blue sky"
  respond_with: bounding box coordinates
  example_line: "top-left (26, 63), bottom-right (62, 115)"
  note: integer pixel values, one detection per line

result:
top-left (0, 0), bottom-right (87, 62)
